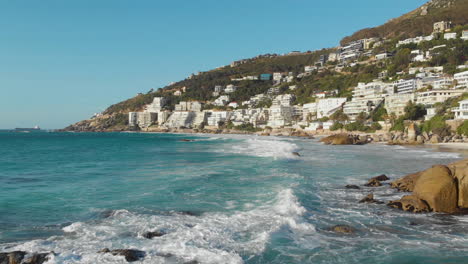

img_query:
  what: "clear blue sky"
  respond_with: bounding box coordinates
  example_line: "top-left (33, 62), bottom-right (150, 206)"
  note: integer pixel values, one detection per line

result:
top-left (0, 0), bottom-right (428, 129)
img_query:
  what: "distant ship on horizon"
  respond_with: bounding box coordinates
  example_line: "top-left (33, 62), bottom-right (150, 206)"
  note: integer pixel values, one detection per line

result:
top-left (15, 125), bottom-right (41, 132)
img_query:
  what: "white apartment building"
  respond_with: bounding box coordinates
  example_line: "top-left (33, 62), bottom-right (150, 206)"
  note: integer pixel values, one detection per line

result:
top-left (174, 101), bottom-right (203, 112)
top-left (416, 90), bottom-right (464, 107)
top-left (433, 77), bottom-right (454, 89)
top-left (304, 66), bottom-right (318, 72)
top-left (145, 97), bottom-right (166, 112)
top-left (453, 100), bottom-right (468, 120)
top-left (207, 111), bottom-right (231, 127)
top-left (272, 94), bottom-right (294, 107)
top-left (395, 79), bottom-right (419, 94)
top-left (128, 112), bottom-right (157, 128)
top-left (385, 93), bottom-right (416, 117)
top-left (454, 71), bottom-right (468, 89)
top-left (267, 105), bottom-right (293, 128)
top-left (303, 103), bottom-right (317, 121)
top-left (343, 81), bottom-right (390, 120)
top-left (316, 98), bottom-right (347, 118)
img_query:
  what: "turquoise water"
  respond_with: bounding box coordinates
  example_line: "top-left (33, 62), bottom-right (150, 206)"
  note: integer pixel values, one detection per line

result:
top-left (0, 131), bottom-right (467, 263)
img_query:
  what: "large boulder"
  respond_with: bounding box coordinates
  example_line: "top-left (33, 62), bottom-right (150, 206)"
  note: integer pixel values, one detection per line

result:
top-left (448, 159), bottom-right (468, 208)
top-left (429, 135), bottom-right (441, 144)
top-left (390, 171), bottom-right (422, 192)
top-left (388, 195), bottom-right (430, 213)
top-left (329, 225), bottom-right (356, 234)
top-left (413, 165), bottom-right (458, 213)
top-left (320, 134), bottom-right (354, 145)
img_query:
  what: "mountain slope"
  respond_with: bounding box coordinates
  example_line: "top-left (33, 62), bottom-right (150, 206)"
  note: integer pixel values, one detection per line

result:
top-left (341, 0), bottom-right (468, 45)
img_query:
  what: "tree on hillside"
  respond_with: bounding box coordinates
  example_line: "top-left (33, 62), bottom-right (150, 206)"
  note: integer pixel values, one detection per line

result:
top-left (404, 101), bottom-right (426, 120)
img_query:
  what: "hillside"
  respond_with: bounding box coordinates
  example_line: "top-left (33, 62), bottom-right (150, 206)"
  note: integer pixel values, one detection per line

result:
top-left (341, 0), bottom-right (468, 45)
top-left (63, 0), bottom-right (468, 132)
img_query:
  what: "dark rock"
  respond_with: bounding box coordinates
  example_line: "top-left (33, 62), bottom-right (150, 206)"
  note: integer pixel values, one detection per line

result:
top-left (142, 230), bottom-right (166, 239)
top-left (292, 152), bottom-right (301, 157)
top-left (364, 178), bottom-right (382, 187)
top-left (0, 251), bottom-right (26, 264)
top-left (177, 211), bottom-right (202, 216)
top-left (370, 174), bottom-right (389, 182)
top-left (359, 193), bottom-right (384, 204)
top-left (345, 184), bottom-right (360, 189)
top-left (98, 249), bottom-right (145, 262)
top-left (180, 139), bottom-right (194, 142)
top-left (23, 253), bottom-right (52, 264)
top-left (329, 225), bottom-right (356, 234)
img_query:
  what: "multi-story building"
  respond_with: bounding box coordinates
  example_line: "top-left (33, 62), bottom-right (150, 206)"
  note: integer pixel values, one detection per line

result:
top-left (304, 65), bottom-right (318, 72)
top-left (316, 98), bottom-right (347, 118)
top-left (174, 101), bottom-right (203, 112)
top-left (433, 77), bottom-right (454, 89)
top-left (267, 87), bottom-right (280, 95)
top-left (260, 73), bottom-right (273, 81)
top-left (206, 111), bottom-right (231, 127)
top-left (128, 112), bottom-right (157, 128)
top-left (416, 90), bottom-right (464, 107)
top-left (340, 40), bottom-right (364, 62)
top-left (385, 93), bottom-right (417, 117)
top-left (454, 71), bottom-right (468, 89)
top-left (267, 105), bottom-right (293, 128)
top-left (302, 103), bottom-right (317, 121)
top-left (395, 79), bottom-right (419, 94)
top-left (145, 97), bottom-right (166, 112)
top-left (453, 100), bottom-right (468, 120)
top-left (272, 94), bottom-right (294, 107)
top-left (343, 81), bottom-right (390, 120)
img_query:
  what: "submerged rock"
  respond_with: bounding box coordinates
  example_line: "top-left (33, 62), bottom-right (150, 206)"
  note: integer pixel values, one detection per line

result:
top-left (292, 152), bottom-right (301, 157)
top-left (180, 139), bottom-right (194, 142)
top-left (142, 230), bottom-right (166, 239)
top-left (345, 184), bottom-right (360, 189)
top-left (359, 193), bottom-right (384, 204)
top-left (329, 225), bottom-right (356, 234)
top-left (98, 249), bottom-right (145, 262)
top-left (370, 174), bottom-right (389, 182)
top-left (364, 178), bottom-right (382, 187)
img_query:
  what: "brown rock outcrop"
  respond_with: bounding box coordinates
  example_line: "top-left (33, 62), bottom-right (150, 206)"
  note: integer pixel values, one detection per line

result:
top-left (320, 134), bottom-right (367, 145)
top-left (390, 171), bottom-right (422, 192)
top-left (448, 159), bottom-right (468, 208)
top-left (388, 195), bottom-right (430, 213)
top-left (413, 165), bottom-right (458, 213)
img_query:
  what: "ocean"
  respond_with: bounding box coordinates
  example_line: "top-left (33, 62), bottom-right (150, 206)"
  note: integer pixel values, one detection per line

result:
top-left (0, 131), bottom-right (466, 263)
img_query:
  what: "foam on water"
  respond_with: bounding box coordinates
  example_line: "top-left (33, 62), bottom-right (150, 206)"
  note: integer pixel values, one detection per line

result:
top-left (3, 189), bottom-right (313, 264)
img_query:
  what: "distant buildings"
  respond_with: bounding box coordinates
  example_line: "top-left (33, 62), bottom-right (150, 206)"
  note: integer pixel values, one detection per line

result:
top-left (316, 98), bottom-right (347, 118)
top-left (225, 84), bottom-right (237, 93)
top-left (454, 71), bottom-right (468, 89)
top-left (394, 79), bottom-right (419, 94)
top-left (433, 21), bottom-right (452, 33)
top-left (453, 100), bottom-right (468, 120)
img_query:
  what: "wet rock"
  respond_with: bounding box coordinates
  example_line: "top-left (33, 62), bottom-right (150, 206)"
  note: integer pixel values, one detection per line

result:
top-left (177, 211), bottom-right (202, 216)
top-left (23, 253), bottom-right (52, 264)
top-left (329, 225), bottom-right (356, 234)
top-left (180, 139), bottom-right (194, 142)
top-left (390, 171), bottom-right (422, 192)
top-left (292, 152), bottom-right (301, 157)
top-left (359, 193), bottom-right (384, 204)
top-left (143, 230), bottom-right (166, 239)
top-left (0, 251), bottom-right (26, 264)
top-left (98, 249), bottom-right (145, 262)
top-left (364, 178), bottom-right (382, 187)
top-left (370, 174), bottom-right (389, 182)
top-left (345, 184), bottom-right (360, 189)
top-left (413, 165), bottom-right (457, 213)
top-left (320, 134), bottom-right (367, 145)
top-left (388, 195), bottom-right (430, 213)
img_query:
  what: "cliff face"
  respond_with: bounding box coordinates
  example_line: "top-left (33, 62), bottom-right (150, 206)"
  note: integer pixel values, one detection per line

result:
top-left (341, 0), bottom-right (468, 45)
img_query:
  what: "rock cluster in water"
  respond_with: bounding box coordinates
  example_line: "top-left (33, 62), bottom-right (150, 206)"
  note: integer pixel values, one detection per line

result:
top-left (0, 251), bottom-right (52, 264)
top-left (388, 159), bottom-right (468, 213)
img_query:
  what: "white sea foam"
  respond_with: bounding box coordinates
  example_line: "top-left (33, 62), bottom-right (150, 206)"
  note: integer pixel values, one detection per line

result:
top-left (223, 138), bottom-right (299, 159)
top-left (4, 189), bottom-right (313, 264)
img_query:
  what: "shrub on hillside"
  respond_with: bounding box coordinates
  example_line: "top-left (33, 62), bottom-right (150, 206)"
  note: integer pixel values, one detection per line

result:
top-left (457, 120), bottom-right (468, 136)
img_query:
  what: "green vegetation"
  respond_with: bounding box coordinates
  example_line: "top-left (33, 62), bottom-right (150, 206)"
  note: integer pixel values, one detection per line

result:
top-left (457, 120), bottom-right (468, 136)
top-left (330, 122), bottom-right (344, 131)
top-left (421, 115), bottom-right (451, 137)
top-left (341, 0), bottom-right (468, 44)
